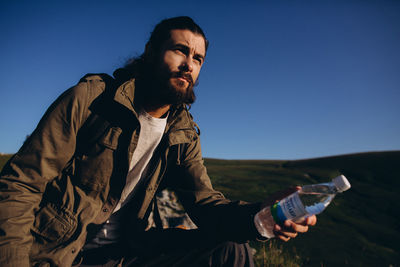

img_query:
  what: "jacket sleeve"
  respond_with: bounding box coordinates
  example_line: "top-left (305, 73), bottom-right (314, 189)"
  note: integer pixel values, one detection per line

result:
top-left (0, 82), bottom-right (93, 266)
top-left (173, 136), bottom-right (263, 243)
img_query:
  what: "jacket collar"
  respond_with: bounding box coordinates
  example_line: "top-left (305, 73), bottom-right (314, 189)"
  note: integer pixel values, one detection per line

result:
top-left (113, 79), bottom-right (139, 118)
top-left (113, 79), bottom-right (199, 146)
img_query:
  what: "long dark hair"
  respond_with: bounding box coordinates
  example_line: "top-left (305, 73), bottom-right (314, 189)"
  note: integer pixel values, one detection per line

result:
top-left (113, 16), bottom-right (208, 83)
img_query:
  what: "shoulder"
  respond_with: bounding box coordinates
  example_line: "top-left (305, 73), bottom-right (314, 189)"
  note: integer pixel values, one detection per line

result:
top-left (184, 107), bottom-right (201, 136)
top-left (79, 73), bottom-right (114, 86)
top-left (74, 73), bottom-right (114, 100)
top-left (56, 73), bottom-right (116, 111)
top-left (172, 105), bottom-right (201, 135)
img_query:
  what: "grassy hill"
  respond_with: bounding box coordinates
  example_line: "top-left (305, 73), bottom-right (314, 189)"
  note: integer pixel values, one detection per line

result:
top-left (204, 151), bottom-right (400, 266)
top-left (0, 154), bottom-right (11, 170)
top-left (1, 151), bottom-right (399, 266)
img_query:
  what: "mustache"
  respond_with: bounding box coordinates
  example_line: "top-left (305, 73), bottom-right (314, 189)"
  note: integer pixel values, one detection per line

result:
top-left (171, 72), bottom-right (194, 84)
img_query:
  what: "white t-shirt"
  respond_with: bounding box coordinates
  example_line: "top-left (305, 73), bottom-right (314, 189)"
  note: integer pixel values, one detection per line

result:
top-left (113, 109), bottom-right (168, 212)
top-left (84, 109), bottom-right (167, 248)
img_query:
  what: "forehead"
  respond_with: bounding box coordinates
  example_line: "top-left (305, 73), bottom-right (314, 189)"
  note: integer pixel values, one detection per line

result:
top-left (167, 29), bottom-right (206, 56)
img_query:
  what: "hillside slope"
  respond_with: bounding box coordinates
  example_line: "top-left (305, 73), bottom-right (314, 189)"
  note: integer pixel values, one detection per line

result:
top-left (205, 151), bottom-right (400, 266)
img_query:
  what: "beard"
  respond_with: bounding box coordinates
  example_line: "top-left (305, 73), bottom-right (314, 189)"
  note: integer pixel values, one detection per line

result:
top-left (137, 63), bottom-right (196, 106)
top-left (163, 71), bottom-right (196, 105)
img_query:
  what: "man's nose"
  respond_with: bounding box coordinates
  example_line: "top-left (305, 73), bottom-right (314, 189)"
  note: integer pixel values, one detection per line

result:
top-left (181, 57), bottom-right (194, 72)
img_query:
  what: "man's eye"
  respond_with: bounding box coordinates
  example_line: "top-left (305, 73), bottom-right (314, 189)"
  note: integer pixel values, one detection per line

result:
top-left (174, 48), bottom-right (185, 54)
top-left (194, 57), bottom-right (203, 65)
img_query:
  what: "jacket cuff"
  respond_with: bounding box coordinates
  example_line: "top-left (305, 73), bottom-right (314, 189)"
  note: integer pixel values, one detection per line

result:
top-left (230, 202), bottom-right (269, 242)
top-left (0, 247), bottom-right (30, 267)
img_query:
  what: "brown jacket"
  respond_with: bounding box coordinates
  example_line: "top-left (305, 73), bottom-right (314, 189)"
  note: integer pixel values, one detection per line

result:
top-left (0, 75), bottom-right (261, 267)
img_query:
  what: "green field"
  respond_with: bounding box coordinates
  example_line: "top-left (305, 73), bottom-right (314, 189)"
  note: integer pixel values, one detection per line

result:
top-left (1, 151), bottom-right (399, 266)
top-left (205, 151), bottom-right (400, 266)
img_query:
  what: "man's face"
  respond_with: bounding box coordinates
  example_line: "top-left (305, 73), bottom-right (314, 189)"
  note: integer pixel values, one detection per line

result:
top-left (153, 29), bottom-right (206, 105)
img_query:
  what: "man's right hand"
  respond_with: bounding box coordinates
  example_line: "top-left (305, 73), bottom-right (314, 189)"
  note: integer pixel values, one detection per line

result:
top-left (259, 186), bottom-right (318, 242)
top-left (273, 215), bottom-right (317, 242)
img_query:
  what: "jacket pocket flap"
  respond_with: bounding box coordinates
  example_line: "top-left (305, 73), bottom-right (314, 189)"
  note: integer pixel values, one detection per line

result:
top-left (31, 203), bottom-right (77, 242)
top-left (99, 127), bottom-right (122, 150)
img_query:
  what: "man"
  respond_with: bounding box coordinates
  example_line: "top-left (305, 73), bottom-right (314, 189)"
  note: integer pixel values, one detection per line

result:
top-left (0, 16), bottom-right (316, 267)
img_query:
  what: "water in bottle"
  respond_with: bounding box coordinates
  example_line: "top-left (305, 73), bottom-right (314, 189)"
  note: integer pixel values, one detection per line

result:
top-left (254, 175), bottom-right (351, 238)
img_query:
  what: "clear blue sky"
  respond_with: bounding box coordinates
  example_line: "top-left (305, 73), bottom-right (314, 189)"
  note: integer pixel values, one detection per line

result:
top-left (1, 0), bottom-right (399, 160)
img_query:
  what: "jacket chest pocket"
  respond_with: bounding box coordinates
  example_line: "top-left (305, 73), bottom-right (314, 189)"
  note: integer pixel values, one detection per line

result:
top-left (72, 127), bottom-right (122, 193)
top-left (31, 203), bottom-right (77, 243)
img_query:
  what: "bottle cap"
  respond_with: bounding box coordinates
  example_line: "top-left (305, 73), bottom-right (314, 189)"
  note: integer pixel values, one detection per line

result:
top-left (332, 175), bottom-right (351, 192)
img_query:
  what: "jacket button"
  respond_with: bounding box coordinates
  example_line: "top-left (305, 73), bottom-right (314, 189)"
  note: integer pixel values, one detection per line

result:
top-left (103, 208), bottom-right (108, 212)
top-left (72, 248), bottom-right (76, 253)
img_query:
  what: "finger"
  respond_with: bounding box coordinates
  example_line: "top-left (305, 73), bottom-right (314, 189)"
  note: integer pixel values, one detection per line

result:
top-left (274, 223), bottom-right (298, 238)
top-left (306, 215), bottom-right (317, 226)
top-left (276, 234), bottom-right (291, 242)
top-left (286, 220), bottom-right (309, 233)
top-left (276, 221), bottom-right (297, 233)
top-left (279, 230), bottom-right (298, 238)
top-left (295, 215), bottom-right (317, 226)
top-left (274, 226), bottom-right (293, 241)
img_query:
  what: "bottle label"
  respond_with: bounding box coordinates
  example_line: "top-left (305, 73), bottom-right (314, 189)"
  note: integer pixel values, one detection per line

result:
top-left (271, 192), bottom-right (306, 223)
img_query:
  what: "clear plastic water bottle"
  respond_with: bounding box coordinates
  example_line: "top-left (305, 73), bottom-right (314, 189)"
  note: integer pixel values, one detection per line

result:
top-left (254, 175), bottom-right (351, 238)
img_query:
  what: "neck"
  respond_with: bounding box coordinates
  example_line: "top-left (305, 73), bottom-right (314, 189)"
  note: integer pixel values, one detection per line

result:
top-left (135, 77), bottom-right (171, 118)
top-left (143, 103), bottom-right (171, 118)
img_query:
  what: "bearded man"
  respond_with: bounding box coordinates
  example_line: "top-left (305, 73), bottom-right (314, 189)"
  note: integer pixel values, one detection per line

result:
top-left (0, 16), bottom-right (316, 267)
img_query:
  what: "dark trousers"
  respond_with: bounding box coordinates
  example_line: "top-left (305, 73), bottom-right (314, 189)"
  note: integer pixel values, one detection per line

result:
top-left (75, 240), bottom-right (254, 267)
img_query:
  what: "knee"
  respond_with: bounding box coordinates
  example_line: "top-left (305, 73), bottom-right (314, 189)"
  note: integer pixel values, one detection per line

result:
top-left (210, 241), bottom-right (254, 267)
